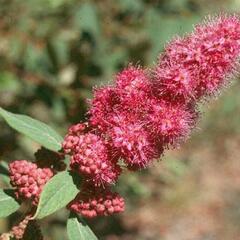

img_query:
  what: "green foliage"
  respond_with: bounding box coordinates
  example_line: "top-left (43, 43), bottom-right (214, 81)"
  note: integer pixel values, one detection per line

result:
top-left (0, 107), bottom-right (63, 152)
top-left (0, 161), bottom-right (10, 186)
top-left (0, 72), bottom-right (21, 93)
top-left (0, 189), bottom-right (20, 218)
top-left (67, 213), bottom-right (98, 240)
top-left (34, 171), bottom-right (79, 219)
top-left (74, 3), bottom-right (100, 37)
top-left (0, 0), bottom-right (239, 239)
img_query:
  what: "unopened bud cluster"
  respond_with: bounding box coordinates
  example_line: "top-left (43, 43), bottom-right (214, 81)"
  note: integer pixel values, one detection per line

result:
top-left (9, 148), bottom-right (66, 206)
top-left (11, 215), bottom-right (31, 240)
top-left (64, 16), bottom-right (240, 218)
top-left (9, 160), bottom-right (53, 205)
top-left (68, 184), bottom-right (124, 218)
top-left (10, 215), bottom-right (43, 240)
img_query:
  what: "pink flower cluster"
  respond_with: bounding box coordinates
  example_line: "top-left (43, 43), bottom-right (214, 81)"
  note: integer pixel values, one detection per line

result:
top-left (11, 215), bottom-right (31, 240)
top-left (68, 184), bottom-right (125, 218)
top-left (10, 215), bottom-right (43, 240)
top-left (8, 16), bottom-right (240, 219)
top-left (64, 16), bottom-right (240, 218)
top-left (9, 160), bottom-right (53, 205)
top-left (70, 133), bottom-right (121, 186)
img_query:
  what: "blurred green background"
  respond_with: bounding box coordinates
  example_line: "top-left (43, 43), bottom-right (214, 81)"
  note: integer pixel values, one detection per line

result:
top-left (0, 0), bottom-right (240, 239)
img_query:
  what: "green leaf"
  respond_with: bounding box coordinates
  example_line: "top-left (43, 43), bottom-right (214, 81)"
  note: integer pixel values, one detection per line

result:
top-left (67, 213), bottom-right (98, 240)
top-left (0, 107), bottom-right (63, 152)
top-left (74, 3), bottom-right (100, 37)
top-left (0, 189), bottom-right (20, 218)
top-left (34, 171), bottom-right (79, 219)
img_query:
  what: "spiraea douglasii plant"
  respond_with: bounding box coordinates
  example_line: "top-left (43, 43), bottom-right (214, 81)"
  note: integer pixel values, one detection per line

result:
top-left (0, 15), bottom-right (240, 239)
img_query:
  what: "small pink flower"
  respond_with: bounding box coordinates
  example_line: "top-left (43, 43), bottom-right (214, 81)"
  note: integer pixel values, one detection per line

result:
top-left (89, 66), bottom-right (154, 131)
top-left (62, 122), bottom-right (89, 154)
top-left (88, 87), bottom-right (120, 131)
top-left (116, 65), bottom-right (151, 96)
top-left (107, 112), bottom-right (163, 169)
top-left (68, 122), bottom-right (88, 135)
top-left (62, 134), bottom-right (80, 154)
top-left (115, 66), bottom-right (154, 117)
top-left (154, 60), bottom-right (197, 102)
top-left (147, 100), bottom-right (197, 146)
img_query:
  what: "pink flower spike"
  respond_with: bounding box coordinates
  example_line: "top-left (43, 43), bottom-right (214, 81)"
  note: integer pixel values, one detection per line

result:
top-left (153, 15), bottom-right (240, 102)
